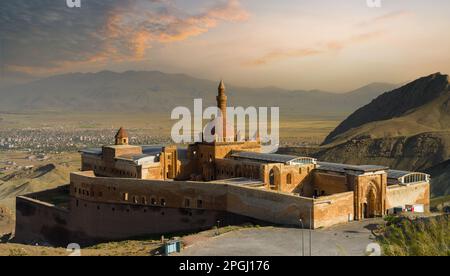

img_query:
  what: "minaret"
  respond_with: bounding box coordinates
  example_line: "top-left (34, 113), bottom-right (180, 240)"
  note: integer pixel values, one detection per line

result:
top-left (217, 80), bottom-right (228, 140)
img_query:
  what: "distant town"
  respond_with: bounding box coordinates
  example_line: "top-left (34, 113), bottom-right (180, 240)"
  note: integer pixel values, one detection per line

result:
top-left (0, 128), bottom-right (172, 153)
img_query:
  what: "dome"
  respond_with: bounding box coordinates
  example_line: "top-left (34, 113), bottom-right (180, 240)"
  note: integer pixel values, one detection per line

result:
top-left (115, 127), bottom-right (128, 139)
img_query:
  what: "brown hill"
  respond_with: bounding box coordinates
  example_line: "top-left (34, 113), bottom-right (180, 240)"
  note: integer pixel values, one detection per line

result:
top-left (425, 160), bottom-right (450, 197)
top-left (316, 132), bottom-right (450, 172)
top-left (306, 73), bottom-right (450, 197)
top-left (323, 73), bottom-right (449, 146)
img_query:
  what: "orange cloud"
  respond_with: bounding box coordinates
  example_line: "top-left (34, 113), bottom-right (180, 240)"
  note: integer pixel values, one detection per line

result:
top-left (107, 0), bottom-right (249, 57)
top-left (243, 49), bottom-right (323, 66)
top-left (8, 0), bottom-right (250, 75)
top-left (358, 11), bottom-right (414, 27)
top-left (244, 30), bottom-right (386, 67)
top-left (349, 30), bottom-right (385, 43)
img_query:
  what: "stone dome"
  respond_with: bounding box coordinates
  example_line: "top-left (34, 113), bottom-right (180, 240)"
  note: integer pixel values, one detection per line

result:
top-left (115, 127), bottom-right (128, 139)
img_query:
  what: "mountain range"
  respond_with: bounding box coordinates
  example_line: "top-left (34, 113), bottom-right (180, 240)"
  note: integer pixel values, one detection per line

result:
top-left (0, 70), bottom-right (398, 118)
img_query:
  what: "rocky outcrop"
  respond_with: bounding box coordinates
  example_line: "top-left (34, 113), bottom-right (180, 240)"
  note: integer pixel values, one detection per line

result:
top-left (316, 132), bottom-right (449, 172)
top-left (1, 164), bottom-right (56, 182)
top-left (314, 73), bottom-right (450, 197)
top-left (425, 159), bottom-right (450, 197)
top-left (323, 73), bottom-right (449, 145)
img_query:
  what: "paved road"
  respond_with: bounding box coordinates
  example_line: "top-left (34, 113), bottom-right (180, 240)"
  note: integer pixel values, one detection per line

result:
top-left (179, 220), bottom-right (382, 256)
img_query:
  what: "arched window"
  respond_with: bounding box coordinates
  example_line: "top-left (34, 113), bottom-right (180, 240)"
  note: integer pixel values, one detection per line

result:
top-left (269, 169), bottom-right (276, 187)
top-left (286, 173), bottom-right (292, 185)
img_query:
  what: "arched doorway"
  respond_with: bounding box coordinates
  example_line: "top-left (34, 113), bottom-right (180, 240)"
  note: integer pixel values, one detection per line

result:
top-left (363, 188), bottom-right (377, 219)
top-left (268, 167), bottom-right (280, 190)
top-left (367, 189), bottom-right (377, 218)
top-left (269, 169), bottom-right (275, 187)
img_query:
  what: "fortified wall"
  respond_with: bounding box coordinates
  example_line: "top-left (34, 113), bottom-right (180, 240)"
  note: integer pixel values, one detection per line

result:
top-left (15, 171), bottom-right (328, 245)
top-left (69, 171), bottom-right (316, 228)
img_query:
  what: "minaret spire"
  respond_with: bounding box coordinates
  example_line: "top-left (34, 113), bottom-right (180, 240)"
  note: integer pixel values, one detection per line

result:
top-left (217, 80), bottom-right (228, 141)
top-left (219, 80), bottom-right (225, 91)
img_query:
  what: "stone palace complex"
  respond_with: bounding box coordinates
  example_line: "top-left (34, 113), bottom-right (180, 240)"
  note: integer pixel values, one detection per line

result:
top-left (15, 81), bottom-right (430, 245)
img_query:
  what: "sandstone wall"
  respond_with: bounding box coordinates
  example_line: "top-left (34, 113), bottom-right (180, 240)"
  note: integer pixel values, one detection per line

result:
top-left (71, 172), bottom-right (315, 227)
top-left (313, 172), bottom-right (348, 195)
top-left (386, 182), bottom-right (430, 211)
top-left (15, 196), bottom-right (70, 246)
top-left (313, 192), bottom-right (354, 228)
top-left (68, 198), bottom-right (238, 244)
top-left (70, 172), bottom-right (229, 211)
top-left (262, 163), bottom-right (315, 194)
top-left (15, 194), bottom-right (250, 246)
top-left (227, 185), bottom-right (314, 227)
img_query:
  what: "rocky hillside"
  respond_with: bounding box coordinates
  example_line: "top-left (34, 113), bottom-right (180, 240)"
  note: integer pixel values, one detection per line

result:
top-left (291, 73), bottom-right (450, 197)
top-left (323, 73), bottom-right (450, 145)
top-left (426, 160), bottom-right (450, 197)
top-left (316, 132), bottom-right (450, 172)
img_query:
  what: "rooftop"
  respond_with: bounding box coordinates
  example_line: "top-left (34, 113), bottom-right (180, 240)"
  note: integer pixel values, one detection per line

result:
top-left (80, 148), bottom-right (102, 156)
top-left (230, 151), bottom-right (312, 164)
top-left (211, 177), bottom-right (265, 187)
top-left (142, 145), bottom-right (164, 155)
top-left (387, 170), bottom-right (414, 179)
top-left (106, 145), bottom-right (141, 150)
top-left (81, 145), bottom-right (165, 157)
top-left (116, 153), bottom-right (156, 162)
top-left (387, 170), bottom-right (430, 184)
top-left (317, 162), bottom-right (389, 173)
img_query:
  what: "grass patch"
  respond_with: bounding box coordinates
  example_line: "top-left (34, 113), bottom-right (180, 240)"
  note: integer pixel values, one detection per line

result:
top-left (377, 215), bottom-right (450, 256)
top-left (8, 248), bottom-right (28, 256)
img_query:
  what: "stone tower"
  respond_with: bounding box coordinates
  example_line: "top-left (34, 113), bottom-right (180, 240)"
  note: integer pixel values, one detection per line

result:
top-left (217, 80), bottom-right (228, 140)
top-left (115, 127), bottom-right (129, 145)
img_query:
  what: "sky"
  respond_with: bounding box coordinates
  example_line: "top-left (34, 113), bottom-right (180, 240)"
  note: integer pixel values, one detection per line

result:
top-left (0, 0), bottom-right (450, 92)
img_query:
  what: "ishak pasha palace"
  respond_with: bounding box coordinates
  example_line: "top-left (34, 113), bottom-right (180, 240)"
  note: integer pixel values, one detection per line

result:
top-left (15, 81), bottom-right (430, 245)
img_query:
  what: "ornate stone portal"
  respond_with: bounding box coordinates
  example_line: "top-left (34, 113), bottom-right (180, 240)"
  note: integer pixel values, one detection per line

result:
top-left (348, 170), bottom-right (388, 220)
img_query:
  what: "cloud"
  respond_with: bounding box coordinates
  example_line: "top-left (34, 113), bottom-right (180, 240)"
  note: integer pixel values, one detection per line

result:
top-left (325, 30), bottom-right (386, 51)
top-left (243, 30), bottom-right (386, 67)
top-left (242, 49), bottom-right (323, 66)
top-left (0, 0), bottom-right (249, 74)
top-left (358, 11), bottom-right (414, 27)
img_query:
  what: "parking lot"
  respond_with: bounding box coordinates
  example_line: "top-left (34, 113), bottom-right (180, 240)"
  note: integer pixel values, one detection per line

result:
top-left (179, 219), bottom-right (383, 256)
